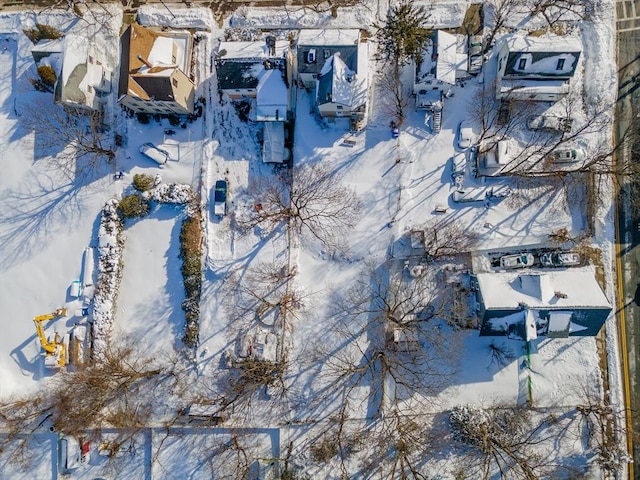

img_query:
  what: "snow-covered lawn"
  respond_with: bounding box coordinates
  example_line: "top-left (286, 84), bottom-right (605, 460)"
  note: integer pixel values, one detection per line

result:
top-left (0, 0), bottom-right (625, 478)
top-left (115, 206), bottom-right (186, 356)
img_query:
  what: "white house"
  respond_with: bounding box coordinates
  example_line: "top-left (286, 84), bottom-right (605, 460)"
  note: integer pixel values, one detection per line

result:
top-left (57, 35), bottom-right (112, 113)
top-left (31, 36), bottom-right (112, 114)
top-left (413, 30), bottom-right (458, 109)
top-left (495, 34), bottom-right (582, 102)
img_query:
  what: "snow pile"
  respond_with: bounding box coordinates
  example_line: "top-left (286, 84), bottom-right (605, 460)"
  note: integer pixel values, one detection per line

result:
top-left (137, 6), bottom-right (214, 31)
top-left (93, 198), bottom-right (125, 355)
top-left (148, 181), bottom-right (194, 205)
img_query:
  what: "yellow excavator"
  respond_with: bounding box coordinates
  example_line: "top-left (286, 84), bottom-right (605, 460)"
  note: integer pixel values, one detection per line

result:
top-left (33, 308), bottom-right (67, 369)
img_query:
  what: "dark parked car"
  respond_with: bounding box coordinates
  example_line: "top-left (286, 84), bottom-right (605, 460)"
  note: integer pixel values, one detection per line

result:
top-left (213, 180), bottom-right (227, 216)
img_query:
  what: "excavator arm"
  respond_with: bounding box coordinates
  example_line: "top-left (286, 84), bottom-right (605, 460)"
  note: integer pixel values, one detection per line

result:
top-left (33, 318), bottom-right (57, 354)
top-left (32, 308), bottom-right (67, 368)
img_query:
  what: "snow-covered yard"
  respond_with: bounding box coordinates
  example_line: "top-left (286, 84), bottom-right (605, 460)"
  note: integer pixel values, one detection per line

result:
top-left (0, 0), bottom-right (626, 478)
top-left (115, 206), bottom-right (186, 356)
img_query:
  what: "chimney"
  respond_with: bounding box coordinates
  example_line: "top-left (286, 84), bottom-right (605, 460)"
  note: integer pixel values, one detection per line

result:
top-left (136, 54), bottom-right (153, 69)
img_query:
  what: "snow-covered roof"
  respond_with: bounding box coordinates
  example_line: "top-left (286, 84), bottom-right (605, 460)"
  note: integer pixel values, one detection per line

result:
top-left (31, 38), bottom-right (64, 54)
top-left (505, 33), bottom-right (582, 54)
top-left (317, 52), bottom-right (356, 106)
top-left (498, 79), bottom-right (571, 96)
top-left (256, 68), bottom-right (288, 121)
top-left (61, 35), bottom-right (88, 90)
top-left (217, 40), bottom-right (289, 59)
top-left (476, 267), bottom-right (610, 310)
top-left (57, 35), bottom-right (111, 108)
top-left (415, 30), bottom-right (457, 87)
top-left (126, 23), bottom-right (191, 74)
top-left (297, 29), bottom-right (359, 46)
top-left (119, 23), bottom-right (194, 111)
top-left (499, 33), bottom-right (581, 79)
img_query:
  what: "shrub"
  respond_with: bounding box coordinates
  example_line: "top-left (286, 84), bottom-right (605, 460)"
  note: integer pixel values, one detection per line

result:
top-left (37, 65), bottom-right (57, 88)
top-left (29, 78), bottom-right (52, 92)
top-left (117, 194), bottom-right (149, 218)
top-left (23, 23), bottom-right (63, 44)
top-left (136, 113), bottom-right (150, 124)
top-left (168, 115), bottom-right (181, 126)
top-left (132, 173), bottom-right (155, 192)
top-left (310, 437), bottom-right (338, 462)
top-left (179, 215), bottom-right (202, 349)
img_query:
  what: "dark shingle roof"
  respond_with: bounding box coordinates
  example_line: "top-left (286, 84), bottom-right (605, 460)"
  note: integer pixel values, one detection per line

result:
top-left (298, 46), bottom-right (358, 75)
top-left (216, 59), bottom-right (262, 90)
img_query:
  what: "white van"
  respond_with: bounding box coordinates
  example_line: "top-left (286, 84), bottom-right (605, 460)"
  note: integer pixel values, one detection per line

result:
top-left (59, 435), bottom-right (90, 473)
top-left (139, 143), bottom-right (169, 166)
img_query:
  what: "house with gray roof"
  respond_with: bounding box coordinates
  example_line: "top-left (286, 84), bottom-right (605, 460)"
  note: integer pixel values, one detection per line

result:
top-left (215, 39), bottom-right (289, 106)
top-left (495, 34), bottom-right (582, 102)
top-left (297, 29), bottom-right (368, 119)
top-left (472, 268), bottom-right (611, 339)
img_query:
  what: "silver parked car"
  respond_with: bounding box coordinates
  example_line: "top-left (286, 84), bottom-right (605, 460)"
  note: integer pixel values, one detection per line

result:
top-left (526, 115), bottom-right (573, 132)
top-left (540, 252), bottom-right (581, 267)
top-left (549, 148), bottom-right (586, 163)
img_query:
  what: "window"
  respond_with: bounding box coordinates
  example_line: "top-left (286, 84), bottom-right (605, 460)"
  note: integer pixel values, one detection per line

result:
top-left (556, 58), bottom-right (565, 70)
top-left (172, 54), bottom-right (177, 63)
top-left (88, 55), bottom-right (94, 64)
top-left (518, 58), bottom-right (526, 70)
top-left (87, 85), bottom-right (93, 93)
top-left (323, 49), bottom-right (331, 59)
top-left (172, 78), bottom-right (178, 87)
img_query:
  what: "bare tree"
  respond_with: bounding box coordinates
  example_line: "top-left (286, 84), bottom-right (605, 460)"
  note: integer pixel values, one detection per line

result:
top-left (39, 0), bottom-right (117, 33)
top-left (525, 0), bottom-right (595, 26)
top-left (0, 341), bottom-right (183, 465)
top-left (238, 164), bottom-right (362, 251)
top-left (484, 0), bottom-right (527, 55)
top-left (23, 100), bottom-right (115, 179)
top-left (574, 388), bottom-right (632, 473)
top-left (412, 218), bottom-right (480, 260)
top-left (321, 263), bottom-right (457, 417)
top-left (224, 260), bottom-right (304, 327)
top-left (378, 63), bottom-right (413, 127)
top-left (449, 404), bottom-right (553, 479)
top-left (467, 80), bottom-right (534, 144)
top-left (361, 410), bottom-right (435, 479)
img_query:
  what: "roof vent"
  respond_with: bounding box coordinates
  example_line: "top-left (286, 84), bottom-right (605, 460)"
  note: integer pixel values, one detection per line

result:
top-left (555, 291), bottom-right (568, 299)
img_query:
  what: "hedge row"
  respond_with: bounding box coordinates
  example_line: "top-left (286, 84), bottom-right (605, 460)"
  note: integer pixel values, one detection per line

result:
top-left (180, 214), bottom-right (202, 349)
